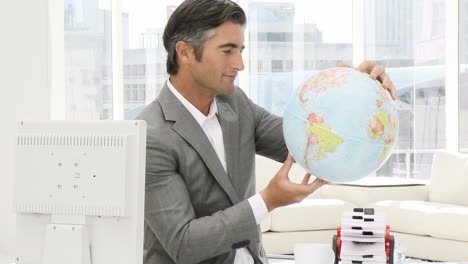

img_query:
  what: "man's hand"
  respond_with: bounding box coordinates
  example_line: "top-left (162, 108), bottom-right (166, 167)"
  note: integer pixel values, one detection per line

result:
top-left (339, 61), bottom-right (397, 100)
top-left (259, 154), bottom-right (328, 212)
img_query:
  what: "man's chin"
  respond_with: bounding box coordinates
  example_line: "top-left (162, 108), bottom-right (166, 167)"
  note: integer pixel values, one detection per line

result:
top-left (220, 83), bottom-right (236, 95)
top-left (226, 85), bottom-right (237, 94)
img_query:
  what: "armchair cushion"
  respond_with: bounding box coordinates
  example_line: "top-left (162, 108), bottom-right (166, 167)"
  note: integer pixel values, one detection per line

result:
top-left (424, 205), bottom-right (468, 242)
top-left (429, 151), bottom-right (468, 206)
top-left (269, 199), bottom-right (354, 232)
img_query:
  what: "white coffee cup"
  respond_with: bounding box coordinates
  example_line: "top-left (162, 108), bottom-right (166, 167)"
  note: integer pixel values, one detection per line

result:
top-left (294, 243), bottom-right (335, 264)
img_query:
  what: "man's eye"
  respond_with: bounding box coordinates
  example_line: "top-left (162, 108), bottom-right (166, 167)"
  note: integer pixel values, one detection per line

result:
top-left (222, 50), bottom-right (232, 54)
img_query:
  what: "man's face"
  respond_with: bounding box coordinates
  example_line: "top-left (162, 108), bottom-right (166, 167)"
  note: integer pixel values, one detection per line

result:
top-left (189, 21), bottom-right (245, 96)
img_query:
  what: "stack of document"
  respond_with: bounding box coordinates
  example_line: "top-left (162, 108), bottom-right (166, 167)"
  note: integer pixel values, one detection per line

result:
top-left (339, 208), bottom-right (387, 264)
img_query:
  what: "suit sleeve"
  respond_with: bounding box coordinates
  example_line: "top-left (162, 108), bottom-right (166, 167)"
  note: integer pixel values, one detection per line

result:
top-left (240, 90), bottom-right (289, 162)
top-left (144, 132), bottom-right (260, 263)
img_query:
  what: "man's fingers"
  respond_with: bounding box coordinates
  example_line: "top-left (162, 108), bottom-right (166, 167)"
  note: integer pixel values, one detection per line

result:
top-left (279, 153), bottom-right (294, 175)
top-left (356, 61), bottom-right (377, 73)
top-left (378, 74), bottom-right (390, 88)
top-left (377, 73), bottom-right (397, 100)
top-left (338, 63), bottom-right (353, 68)
top-left (307, 178), bottom-right (328, 191)
top-left (301, 173), bottom-right (312, 185)
top-left (369, 64), bottom-right (385, 79)
top-left (356, 61), bottom-right (397, 100)
top-left (388, 80), bottom-right (397, 100)
top-left (356, 61), bottom-right (385, 80)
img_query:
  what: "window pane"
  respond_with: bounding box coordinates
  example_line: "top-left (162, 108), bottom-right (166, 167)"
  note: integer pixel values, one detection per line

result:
top-left (365, 0), bottom-right (446, 180)
top-left (248, 0), bottom-right (353, 116)
top-left (413, 0), bottom-right (446, 152)
top-left (122, 0), bottom-right (183, 120)
top-left (64, 0), bottom-right (112, 120)
top-left (460, 0), bottom-right (468, 152)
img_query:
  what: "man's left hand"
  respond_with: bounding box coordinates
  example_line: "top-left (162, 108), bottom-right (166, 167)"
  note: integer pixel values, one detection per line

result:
top-left (339, 61), bottom-right (397, 100)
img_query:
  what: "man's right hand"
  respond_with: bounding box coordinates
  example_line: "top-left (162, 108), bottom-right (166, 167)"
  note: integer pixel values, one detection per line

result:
top-left (259, 154), bottom-right (328, 212)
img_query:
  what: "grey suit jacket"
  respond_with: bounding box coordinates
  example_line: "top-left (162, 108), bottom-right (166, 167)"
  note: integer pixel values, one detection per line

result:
top-left (137, 83), bottom-right (288, 264)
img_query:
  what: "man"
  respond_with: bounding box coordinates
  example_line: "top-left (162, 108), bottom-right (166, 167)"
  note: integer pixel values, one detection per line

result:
top-left (137, 0), bottom-right (396, 263)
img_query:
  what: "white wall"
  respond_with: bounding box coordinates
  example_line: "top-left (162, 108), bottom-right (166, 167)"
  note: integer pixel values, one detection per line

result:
top-left (0, 0), bottom-right (50, 254)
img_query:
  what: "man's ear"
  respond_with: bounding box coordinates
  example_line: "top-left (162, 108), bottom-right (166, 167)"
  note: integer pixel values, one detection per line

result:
top-left (175, 41), bottom-right (194, 63)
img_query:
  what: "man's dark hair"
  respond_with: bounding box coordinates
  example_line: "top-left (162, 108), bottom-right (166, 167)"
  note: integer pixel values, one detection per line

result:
top-left (163, 0), bottom-right (246, 75)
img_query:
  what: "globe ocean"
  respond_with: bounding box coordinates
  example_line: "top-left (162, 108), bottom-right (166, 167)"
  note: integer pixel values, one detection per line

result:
top-left (283, 67), bottom-right (398, 183)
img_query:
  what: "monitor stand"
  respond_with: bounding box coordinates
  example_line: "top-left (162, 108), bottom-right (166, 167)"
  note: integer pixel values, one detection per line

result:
top-left (42, 215), bottom-right (91, 264)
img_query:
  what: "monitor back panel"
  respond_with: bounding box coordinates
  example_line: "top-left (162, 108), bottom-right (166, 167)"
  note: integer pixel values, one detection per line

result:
top-left (14, 121), bottom-right (146, 264)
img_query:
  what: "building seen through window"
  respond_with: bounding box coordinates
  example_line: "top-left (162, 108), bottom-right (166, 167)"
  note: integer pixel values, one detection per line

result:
top-left (248, 0), bottom-right (353, 117)
top-left (364, 0), bottom-right (450, 179)
top-left (63, 0), bottom-right (468, 179)
top-left (64, 0), bottom-right (113, 120)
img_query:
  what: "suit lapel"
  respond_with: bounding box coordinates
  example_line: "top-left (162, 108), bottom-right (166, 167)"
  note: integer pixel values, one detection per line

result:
top-left (158, 84), bottom-right (240, 204)
top-left (217, 99), bottom-right (240, 192)
top-left (217, 103), bottom-right (264, 262)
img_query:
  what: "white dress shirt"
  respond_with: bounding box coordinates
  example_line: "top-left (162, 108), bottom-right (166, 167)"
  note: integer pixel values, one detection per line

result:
top-left (167, 80), bottom-right (269, 263)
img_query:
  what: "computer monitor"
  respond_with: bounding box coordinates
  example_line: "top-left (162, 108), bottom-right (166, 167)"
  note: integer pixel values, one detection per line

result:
top-left (13, 120), bottom-right (146, 264)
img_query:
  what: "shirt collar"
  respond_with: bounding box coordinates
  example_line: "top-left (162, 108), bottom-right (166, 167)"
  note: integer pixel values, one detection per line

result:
top-left (166, 79), bottom-right (218, 126)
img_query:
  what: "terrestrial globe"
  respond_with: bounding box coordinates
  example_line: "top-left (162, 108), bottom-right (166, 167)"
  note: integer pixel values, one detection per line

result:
top-left (283, 67), bottom-right (398, 183)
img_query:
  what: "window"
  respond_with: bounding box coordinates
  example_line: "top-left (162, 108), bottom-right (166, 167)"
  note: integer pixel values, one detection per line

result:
top-left (365, 0), bottom-right (446, 179)
top-left (64, 0), bottom-right (113, 120)
top-left (432, 2), bottom-right (446, 37)
top-left (124, 84), bottom-right (131, 102)
top-left (460, 0), bottom-right (468, 152)
top-left (122, 0), bottom-right (183, 120)
top-left (59, 0), bottom-right (464, 178)
top-left (138, 84), bottom-right (146, 101)
top-left (271, 60), bottom-right (283, 72)
top-left (248, 0), bottom-right (353, 116)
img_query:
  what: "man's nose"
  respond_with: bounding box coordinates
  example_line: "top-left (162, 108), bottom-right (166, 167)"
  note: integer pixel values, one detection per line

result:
top-left (233, 52), bottom-right (245, 71)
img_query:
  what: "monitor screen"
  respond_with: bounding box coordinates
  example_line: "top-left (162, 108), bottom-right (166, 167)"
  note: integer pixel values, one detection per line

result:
top-left (14, 120), bottom-right (146, 264)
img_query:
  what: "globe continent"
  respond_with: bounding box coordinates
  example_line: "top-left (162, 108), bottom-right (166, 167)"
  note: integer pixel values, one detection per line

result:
top-left (283, 67), bottom-right (398, 183)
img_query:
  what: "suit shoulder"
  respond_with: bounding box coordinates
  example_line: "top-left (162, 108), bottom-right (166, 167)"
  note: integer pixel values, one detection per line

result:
top-left (135, 100), bottom-right (177, 145)
top-left (136, 100), bottom-right (162, 122)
